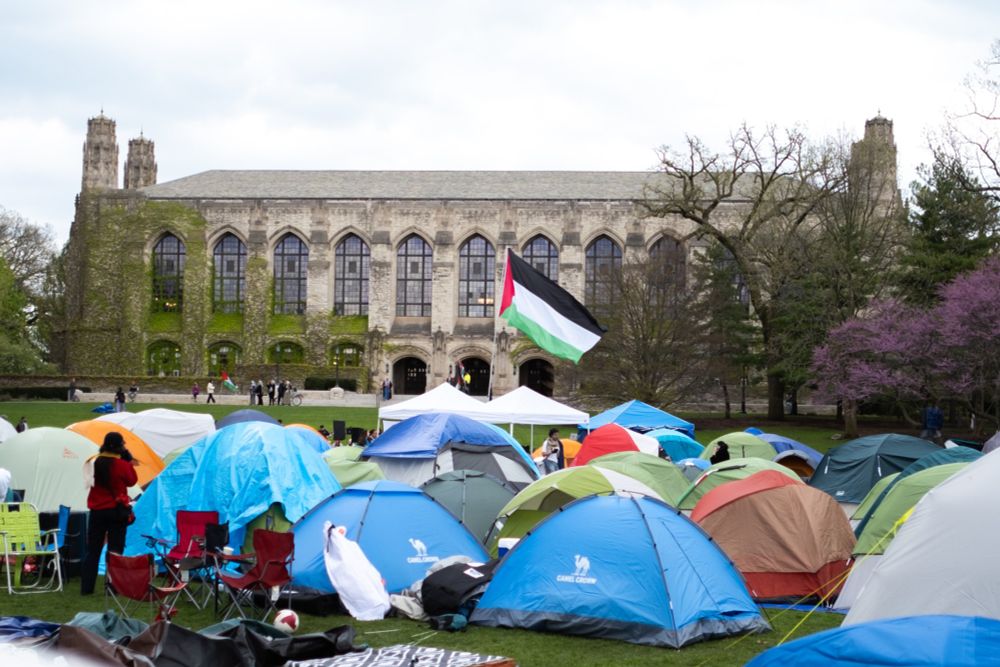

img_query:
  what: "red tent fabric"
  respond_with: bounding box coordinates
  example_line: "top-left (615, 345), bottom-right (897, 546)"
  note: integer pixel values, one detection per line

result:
top-left (572, 424), bottom-right (641, 466)
top-left (690, 470), bottom-right (802, 523)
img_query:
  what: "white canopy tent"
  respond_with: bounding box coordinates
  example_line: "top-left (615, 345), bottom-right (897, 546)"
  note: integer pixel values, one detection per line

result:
top-left (478, 386), bottom-right (588, 426)
top-left (0, 417), bottom-right (17, 443)
top-left (378, 382), bottom-right (488, 423)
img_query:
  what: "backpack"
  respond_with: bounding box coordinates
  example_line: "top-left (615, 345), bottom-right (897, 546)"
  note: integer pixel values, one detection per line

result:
top-left (421, 559), bottom-right (498, 617)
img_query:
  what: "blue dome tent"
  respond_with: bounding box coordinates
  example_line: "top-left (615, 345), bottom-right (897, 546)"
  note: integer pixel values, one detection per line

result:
top-left (291, 481), bottom-right (488, 594)
top-left (645, 428), bottom-right (704, 460)
top-left (363, 413), bottom-right (539, 489)
top-left (755, 433), bottom-right (823, 467)
top-left (471, 494), bottom-right (767, 647)
top-left (126, 422), bottom-right (339, 555)
top-left (580, 400), bottom-right (695, 439)
top-left (215, 408), bottom-right (280, 429)
top-left (747, 615), bottom-right (1000, 667)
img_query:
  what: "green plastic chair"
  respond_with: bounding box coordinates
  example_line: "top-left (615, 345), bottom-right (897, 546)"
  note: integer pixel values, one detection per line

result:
top-left (0, 503), bottom-right (63, 594)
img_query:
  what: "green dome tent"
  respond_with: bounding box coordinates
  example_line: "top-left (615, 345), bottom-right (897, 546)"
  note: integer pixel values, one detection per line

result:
top-left (322, 448), bottom-right (384, 487)
top-left (587, 451), bottom-right (691, 505)
top-left (677, 458), bottom-right (799, 511)
top-left (0, 427), bottom-right (99, 512)
top-left (422, 470), bottom-right (517, 544)
top-left (488, 465), bottom-right (665, 553)
top-left (699, 432), bottom-right (778, 461)
top-left (854, 462), bottom-right (971, 556)
top-left (851, 474), bottom-right (900, 521)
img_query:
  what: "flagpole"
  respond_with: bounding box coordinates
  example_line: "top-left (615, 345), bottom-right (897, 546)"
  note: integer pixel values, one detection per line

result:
top-left (487, 249), bottom-right (509, 401)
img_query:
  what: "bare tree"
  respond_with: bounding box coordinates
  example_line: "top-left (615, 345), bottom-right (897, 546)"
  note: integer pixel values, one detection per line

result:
top-left (936, 40), bottom-right (1000, 201)
top-left (642, 125), bottom-right (843, 419)
top-left (576, 259), bottom-right (709, 408)
top-left (0, 206), bottom-right (56, 291)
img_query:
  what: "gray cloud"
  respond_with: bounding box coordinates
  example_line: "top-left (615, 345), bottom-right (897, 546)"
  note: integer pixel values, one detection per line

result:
top-left (0, 0), bottom-right (997, 243)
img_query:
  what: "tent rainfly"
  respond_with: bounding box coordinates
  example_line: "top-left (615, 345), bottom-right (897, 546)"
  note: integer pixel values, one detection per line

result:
top-left (96, 408), bottom-right (216, 458)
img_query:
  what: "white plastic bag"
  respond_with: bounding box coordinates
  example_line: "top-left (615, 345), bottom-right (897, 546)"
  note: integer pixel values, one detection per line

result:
top-left (322, 521), bottom-right (390, 621)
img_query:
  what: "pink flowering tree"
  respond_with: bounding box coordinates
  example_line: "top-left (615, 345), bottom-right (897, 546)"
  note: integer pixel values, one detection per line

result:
top-left (813, 256), bottom-right (1000, 436)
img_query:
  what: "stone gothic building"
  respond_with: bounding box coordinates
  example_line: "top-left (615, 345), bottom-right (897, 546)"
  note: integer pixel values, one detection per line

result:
top-left (63, 114), bottom-right (898, 396)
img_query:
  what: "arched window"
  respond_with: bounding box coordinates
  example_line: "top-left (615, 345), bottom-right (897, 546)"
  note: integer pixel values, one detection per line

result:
top-left (396, 234), bottom-right (432, 316)
top-left (332, 342), bottom-right (363, 367)
top-left (649, 235), bottom-right (686, 292)
top-left (152, 234), bottom-right (185, 312)
top-left (522, 235), bottom-right (559, 282)
top-left (334, 234), bottom-right (370, 316)
top-left (274, 234), bottom-right (308, 315)
top-left (147, 340), bottom-right (181, 376)
top-left (458, 235), bottom-right (496, 317)
top-left (267, 341), bottom-right (305, 364)
top-left (207, 341), bottom-right (242, 377)
top-left (584, 235), bottom-right (622, 306)
top-left (212, 233), bottom-right (246, 313)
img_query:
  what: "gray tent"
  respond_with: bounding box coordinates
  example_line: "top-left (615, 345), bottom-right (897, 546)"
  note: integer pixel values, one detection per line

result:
top-left (421, 470), bottom-right (517, 544)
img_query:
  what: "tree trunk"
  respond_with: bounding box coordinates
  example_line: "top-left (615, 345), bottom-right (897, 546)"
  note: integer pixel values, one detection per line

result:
top-left (721, 380), bottom-right (731, 419)
top-left (789, 386), bottom-right (799, 416)
top-left (843, 398), bottom-right (859, 438)
top-left (767, 372), bottom-right (785, 421)
top-left (836, 399), bottom-right (843, 424)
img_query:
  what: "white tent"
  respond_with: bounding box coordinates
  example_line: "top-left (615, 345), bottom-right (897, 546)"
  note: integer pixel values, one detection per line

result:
top-left (378, 383), bottom-right (488, 422)
top-left (479, 386), bottom-right (588, 426)
top-left (844, 450), bottom-right (1000, 625)
top-left (0, 427), bottom-right (98, 512)
top-left (95, 408), bottom-right (215, 457)
top-left (0, 417), bottom-right (16, 443)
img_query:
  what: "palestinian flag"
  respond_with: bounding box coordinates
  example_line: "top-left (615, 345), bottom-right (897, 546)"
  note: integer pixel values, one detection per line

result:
top-left (499, 249), bottom-right (605, 363)
top-left (221, 372), bottom-right (238, 392)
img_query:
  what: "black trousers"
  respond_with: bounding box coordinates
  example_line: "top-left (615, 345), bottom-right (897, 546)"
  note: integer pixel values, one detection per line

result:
top-left (206, 392), bottom-right (216, 403)
top-left (81, 508), bottom-right (129, 594)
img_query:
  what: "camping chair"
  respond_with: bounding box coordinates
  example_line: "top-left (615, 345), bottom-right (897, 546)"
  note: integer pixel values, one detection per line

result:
top-left (144, 510), bottom-right (219, 608)
top-left (215, 529), bottom-right (294, 621)
top-left (105, 552), bottom-right (187, 621)
top-left (0, 502), bottom-right (62, 594)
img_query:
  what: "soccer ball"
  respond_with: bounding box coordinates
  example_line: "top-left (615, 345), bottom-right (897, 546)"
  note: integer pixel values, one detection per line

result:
top-left (273, 609), bottom-right (299, 633)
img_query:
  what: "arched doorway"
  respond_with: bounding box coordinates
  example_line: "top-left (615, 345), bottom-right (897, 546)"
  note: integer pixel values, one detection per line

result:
top-left (393, 357), bottom-right (428, 395)
top-left (459, 357), bottom-right (490, 396)
top-left (519, 358), bottom-right (554, 397)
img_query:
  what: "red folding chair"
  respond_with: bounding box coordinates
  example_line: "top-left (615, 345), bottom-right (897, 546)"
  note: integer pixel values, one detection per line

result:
top-left (215, 529), bottom-right (294, 621)
top-left (145, 510), bottom-right (219, 608)
top-left (105, 553), bottom-right (187, 621)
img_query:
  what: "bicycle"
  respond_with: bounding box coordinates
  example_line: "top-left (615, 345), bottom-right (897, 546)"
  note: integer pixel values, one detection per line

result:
top-left (288, 388), bottom-right (303, 407)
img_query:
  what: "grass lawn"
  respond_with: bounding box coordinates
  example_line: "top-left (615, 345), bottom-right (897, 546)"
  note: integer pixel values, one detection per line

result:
top-left (0, 399), bottom-right (848, 664)
top-left (0, 580), bottom-right (843, 666)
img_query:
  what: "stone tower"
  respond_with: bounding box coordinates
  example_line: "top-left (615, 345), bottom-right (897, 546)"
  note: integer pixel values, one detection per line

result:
top-left (124, 134), bottom-right (157, 189)
top-left (850, 114), bottom-right (900, 210)
top-left (81, 113), bottom-right (119, 191)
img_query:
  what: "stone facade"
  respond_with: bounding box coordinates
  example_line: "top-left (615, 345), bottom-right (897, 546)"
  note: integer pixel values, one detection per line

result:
top-left (63, 115), bottom-right (897, 397)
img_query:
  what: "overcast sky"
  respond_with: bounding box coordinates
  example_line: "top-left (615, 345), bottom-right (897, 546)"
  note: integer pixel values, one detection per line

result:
top-left (1, 1), bottom-right (996, 244)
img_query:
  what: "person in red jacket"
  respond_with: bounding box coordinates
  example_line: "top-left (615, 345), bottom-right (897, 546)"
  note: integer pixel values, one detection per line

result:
top-left (81, 431), bottom-right (138, 595)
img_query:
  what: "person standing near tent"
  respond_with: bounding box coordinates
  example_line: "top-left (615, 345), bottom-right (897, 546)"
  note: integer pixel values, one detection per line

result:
top-left (268, 379), bottom-right (276, 405)
top-left (920, 403), bottom-right (944, 442)
top-left (68, 378), bottom-right (77, 402)
top-left (206, 380), bottom-right (216, 404)
top-left (113, 387), bottom-right (126, 413)
top-left (542, 429), bottom-right (562, 474)
top-left (709, 441), bottom-right (730, 465)
top-left (191, 382), bottom-right (200, 403)
top-left (277, 380), bottom-right (287, 406)
top-left (81, 431), bottom-right (138, 595)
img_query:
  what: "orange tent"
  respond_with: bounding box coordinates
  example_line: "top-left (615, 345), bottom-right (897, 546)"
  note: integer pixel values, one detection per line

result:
top-left (692, 470), bottom-right (855, 600)
top-left (67, 421), bottom-right (165, 487)
top-left (286, 423), bottom-right (325, 438)
top-left (531, 438), bottom-right (583, 466)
